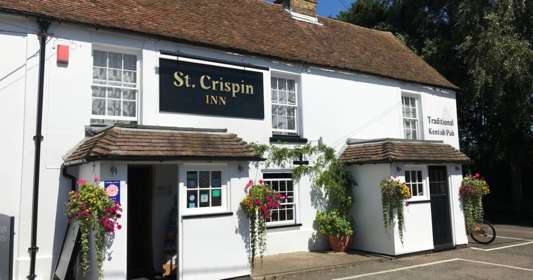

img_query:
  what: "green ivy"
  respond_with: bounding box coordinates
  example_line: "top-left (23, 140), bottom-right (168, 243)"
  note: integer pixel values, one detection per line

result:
top-left (251, 142), bottom-right (354, 235)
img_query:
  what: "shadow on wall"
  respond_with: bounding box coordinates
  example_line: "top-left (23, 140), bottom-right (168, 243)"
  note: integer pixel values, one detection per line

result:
top-left (236, 208), bottom-right (251, 266)
top-left (50, 167), bottom-right (78, 277)
top-left (308, 183), bottom-right (327, 251)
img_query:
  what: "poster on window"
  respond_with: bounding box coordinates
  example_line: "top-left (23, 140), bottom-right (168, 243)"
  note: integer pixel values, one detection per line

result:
top-left (105, 180), bottom-right (121, 204)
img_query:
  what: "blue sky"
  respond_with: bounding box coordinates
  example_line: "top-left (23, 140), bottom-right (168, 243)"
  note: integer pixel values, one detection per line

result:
top-left (317, 0), bottom-right (356, 17)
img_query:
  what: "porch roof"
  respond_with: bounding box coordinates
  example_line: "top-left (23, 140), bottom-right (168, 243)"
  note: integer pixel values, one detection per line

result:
top-left (340, 138), bottom-right (471, 165)
top-left (63, 125), bottom-right (262, 165)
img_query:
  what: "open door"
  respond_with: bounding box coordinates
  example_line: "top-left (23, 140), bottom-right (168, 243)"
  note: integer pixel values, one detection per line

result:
top-left (127, 165), bottom-right (155, 279)
top-left (429, 166), bottom-right (454, 250)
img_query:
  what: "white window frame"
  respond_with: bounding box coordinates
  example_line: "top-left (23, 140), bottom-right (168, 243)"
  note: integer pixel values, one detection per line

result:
top-left (271, 74), bottom-right (300, 135)
top-left (262, 172), bottom-right (297, 226)
top-left (401, 165), bottom-right (429, 201)
top-left (180, 165), bottom-right (228, 216)
top-left (401, 94), bottom-right (421, 140)
top-left (91, 47), bottom-right (141, 122)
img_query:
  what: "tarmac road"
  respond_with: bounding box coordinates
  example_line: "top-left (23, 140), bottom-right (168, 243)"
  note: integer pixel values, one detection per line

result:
top-left (274, 224), bottom-right (533, 280)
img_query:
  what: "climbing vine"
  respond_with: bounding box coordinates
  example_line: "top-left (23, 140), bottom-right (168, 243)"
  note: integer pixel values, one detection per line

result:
top-left (379, 177), bottom-right (411, 243)
top-left (65, 178), bottom-right (122, 279)
top-left (460, 173), bottom-right (490, 233)
top-left (251, 142), bottom-right (353, 215)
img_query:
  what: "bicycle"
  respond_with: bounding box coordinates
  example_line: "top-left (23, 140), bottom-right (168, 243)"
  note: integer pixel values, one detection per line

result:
top-left (470, 220), bottom-right (496, 244)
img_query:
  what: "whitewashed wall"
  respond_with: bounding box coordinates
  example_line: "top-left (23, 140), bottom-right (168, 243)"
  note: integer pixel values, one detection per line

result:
top-left (0, 13), bottom-right (463, 280)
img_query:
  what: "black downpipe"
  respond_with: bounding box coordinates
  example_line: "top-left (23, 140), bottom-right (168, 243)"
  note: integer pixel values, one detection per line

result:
top-left (27, 18), bottom-right (50, 280)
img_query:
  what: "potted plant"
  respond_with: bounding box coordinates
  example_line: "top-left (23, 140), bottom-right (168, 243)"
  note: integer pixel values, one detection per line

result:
top-left (316, 210), bottom-right (353, 252)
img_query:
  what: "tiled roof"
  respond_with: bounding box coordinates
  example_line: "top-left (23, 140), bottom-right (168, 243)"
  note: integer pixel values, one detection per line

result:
top-left (64, 125), bottom-right (261, 164)
top-left (340, 139), bottom-right (471, 164)
top-left (0, 0), bottom-right (456, 90)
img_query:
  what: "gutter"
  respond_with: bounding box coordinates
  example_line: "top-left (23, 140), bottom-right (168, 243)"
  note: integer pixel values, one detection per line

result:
top-left (27, 18), bottom-right (50, 280)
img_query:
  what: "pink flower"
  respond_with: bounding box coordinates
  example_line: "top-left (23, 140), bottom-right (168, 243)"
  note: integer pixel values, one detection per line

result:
top-left (76, 178), bottom-right (87, 186)
top-left (258, 179), bottom-right (264, 184)
top-left (255, 199), bottom-right (261, 206)
top-left (117, 224), bottom-right (122, 230)
top-left (474, 173), bottom-right (480, 178)
top-left (93, 176), bottom-right (100, 183)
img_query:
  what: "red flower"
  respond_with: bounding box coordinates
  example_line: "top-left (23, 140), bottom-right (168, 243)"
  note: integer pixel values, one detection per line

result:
top-left (259, 179), bottom-right (264, 184)
top-left (117, 224), bottom-right (122, 230)
top-left (474, 173), bottom-right (480, 178)
top-left (76, 178), bottom-right (87, 186)
top-left (255, 199), bottom-right (261, 206)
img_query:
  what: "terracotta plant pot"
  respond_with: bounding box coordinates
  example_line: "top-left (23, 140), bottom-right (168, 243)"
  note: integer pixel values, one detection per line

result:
top-left (328, 235), bottom-right (352, 252)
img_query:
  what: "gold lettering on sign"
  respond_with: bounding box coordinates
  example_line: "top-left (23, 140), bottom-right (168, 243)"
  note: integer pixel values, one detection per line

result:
top-left (205, 95), bottom-right (227, 106)
top-left (173, 71), bottom-right (192, 88)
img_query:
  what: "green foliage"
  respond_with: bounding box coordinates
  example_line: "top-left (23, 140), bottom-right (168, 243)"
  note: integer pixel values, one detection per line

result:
top-left (379, 177), bottom-right (411, 243)
top-left (252, 142), bottom-right (354, 238)
top-left (240, 182), bottom-right (285, 267)
top-left (66, 180), bottom-right (122, 279)
top-left (460, 174), bottom-right (490, 233)
top-left (338, 0), bottom-right (533, 212)
top-left (316, 210), bottom-right (353, 236)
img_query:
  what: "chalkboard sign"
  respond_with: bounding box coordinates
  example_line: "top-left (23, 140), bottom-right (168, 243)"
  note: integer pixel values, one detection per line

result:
top-left (53, 222), bottom-right (80, 280)
top-left (0, 214), bottom-right (14, 280)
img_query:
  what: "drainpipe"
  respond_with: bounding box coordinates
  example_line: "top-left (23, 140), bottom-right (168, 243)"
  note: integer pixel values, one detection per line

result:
top-left (27, 18), bottom-right (50, 280)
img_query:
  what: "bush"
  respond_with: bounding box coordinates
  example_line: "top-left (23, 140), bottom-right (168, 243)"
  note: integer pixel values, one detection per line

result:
top-left (316, 210), bottom-right (353, 237)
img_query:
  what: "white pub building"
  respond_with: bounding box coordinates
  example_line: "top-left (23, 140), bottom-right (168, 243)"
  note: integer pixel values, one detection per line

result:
top-left (0, 0), bottom-right (471, 279)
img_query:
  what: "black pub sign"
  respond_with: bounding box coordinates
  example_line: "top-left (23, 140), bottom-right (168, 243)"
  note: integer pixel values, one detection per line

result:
top-left (159, 58), bottom-right (264, 119)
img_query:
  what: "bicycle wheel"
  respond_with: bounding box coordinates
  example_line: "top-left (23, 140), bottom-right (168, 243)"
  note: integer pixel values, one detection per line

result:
top-left (470, 222), bottom-right (496, 244)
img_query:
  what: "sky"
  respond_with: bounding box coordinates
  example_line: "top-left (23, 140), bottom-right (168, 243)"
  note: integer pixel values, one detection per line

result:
top-left (317, 0), bottom-right (357, 17)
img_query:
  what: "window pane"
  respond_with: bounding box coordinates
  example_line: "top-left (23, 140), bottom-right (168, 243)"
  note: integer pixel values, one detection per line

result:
top-left (92, 86), bottom-right (106, 97)
top-left (211, 171), bottom-right (221, 188)
top-left (93, 50), bottom-right (107, 67)
top-left (92, 99), bottom-right (105, 115)
top-left (186, 172), bottom-right (197, 188)
top-left (107, 100), bottom-right (121, 116)
top-left (123, 54), bottom-right (136, 70)
top-left (287, 208), bottom-right (294, 220)
top-left (199, 171), bottom-right (210, 188)
top-left (187, 190), bottom-right (198, 208)
top-left (107, 69), bottom-right (122, 85)
top-left (199, 190), bottom-right (210, 207)
top-left (108, 52), bottom-right (122, 69)
top-left (108, 88), bottom-right (121, 99)
top-left (123, 70), bottom-right (136, 85)
top-left (212, 189), bottom-right (222, 206)
top-left (93, 67), bottom-right (107, 81)
top-left (271, 77), bottom-right (277, 90)
top-left (405, 171), bottom-right (411, 182)
top-left (271, 89), bottom-right (278, 103)
top-left (287, 116), bottom-right (295, 130)
top-left (122, 101), bottom-right (136, 117)
top-left (122, 89), bottom-right (136, 100)
top-left (417, 171), bottom-right (422, 182)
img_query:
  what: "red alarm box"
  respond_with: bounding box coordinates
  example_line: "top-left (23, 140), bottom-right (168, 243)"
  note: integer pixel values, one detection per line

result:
top-left (57, 44), bottom-right (69, 65)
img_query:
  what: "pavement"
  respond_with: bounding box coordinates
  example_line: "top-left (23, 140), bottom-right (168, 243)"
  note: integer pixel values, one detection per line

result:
top-left (251, 224), bottom-right (533, 280)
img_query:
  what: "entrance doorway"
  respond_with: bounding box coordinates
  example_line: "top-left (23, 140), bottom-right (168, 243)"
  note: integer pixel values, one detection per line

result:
top-left (127, 165), bottom-right (155, 279)
top-left (429, 166), bottom-right (454, 250)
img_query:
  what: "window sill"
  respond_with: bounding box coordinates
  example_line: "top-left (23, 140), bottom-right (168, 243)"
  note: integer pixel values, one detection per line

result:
top-left (267, 223), bottom-right (302, 230)
top-left (182, 212), bottom-right (233, 220)
top-left (405, 200), bottom-right (431, 206)
top-left (270, 135), bottom-right (308, 144)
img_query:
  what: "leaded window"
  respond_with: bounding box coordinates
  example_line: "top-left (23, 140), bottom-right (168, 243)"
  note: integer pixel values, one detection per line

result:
top-left (402, 96), bottom-right (419, 140)
top-left (271, 77), bottom-right (298, 135)
top-left (92, 50), bottom-right (138, 121)
top-left (263, 173), bottom-right (296, 224)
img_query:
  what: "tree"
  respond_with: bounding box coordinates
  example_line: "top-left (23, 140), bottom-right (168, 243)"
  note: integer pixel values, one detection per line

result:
top-left (338, 0), bottom-right (533, 217)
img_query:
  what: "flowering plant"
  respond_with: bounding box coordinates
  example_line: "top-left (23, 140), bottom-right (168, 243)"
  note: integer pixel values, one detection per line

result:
top-left (460, 173), bottom-right (490, 233)
top-left (240, 179), bottom-right (286, 267)
top-left (380, 176), bottom-right (411, 242)
top-left (65, 177), bottom-right (122, 279)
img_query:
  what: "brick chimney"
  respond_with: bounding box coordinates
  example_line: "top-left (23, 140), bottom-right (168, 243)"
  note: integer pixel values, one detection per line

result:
top-left (279, 0), bottom-right (318, 18)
